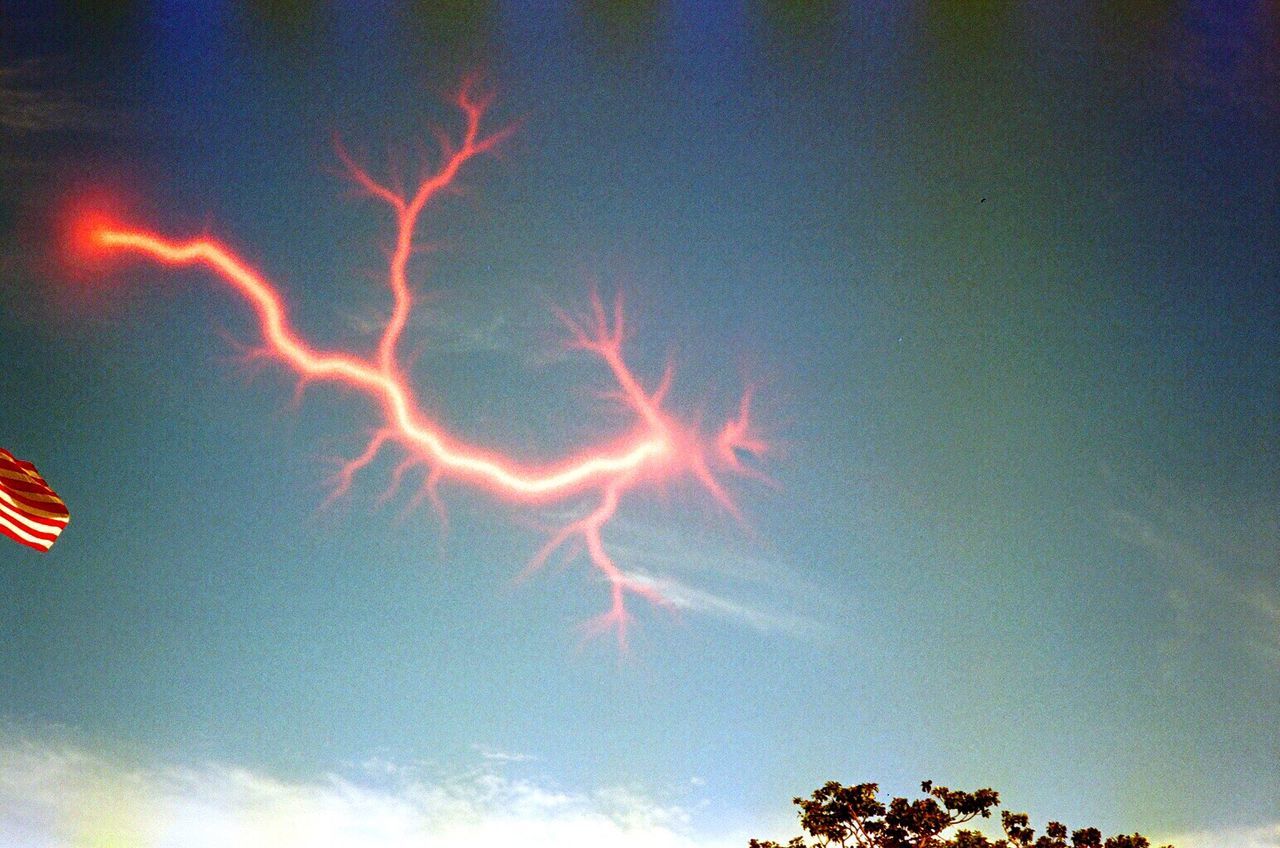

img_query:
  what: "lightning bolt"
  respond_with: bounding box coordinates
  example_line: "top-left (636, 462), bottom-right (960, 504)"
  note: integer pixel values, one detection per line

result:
top-left (78, 82), bottom-right (768, 647)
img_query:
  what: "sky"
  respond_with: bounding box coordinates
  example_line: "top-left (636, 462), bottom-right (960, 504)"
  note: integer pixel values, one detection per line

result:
top-left (0, 2), bottom-right (1277, 846)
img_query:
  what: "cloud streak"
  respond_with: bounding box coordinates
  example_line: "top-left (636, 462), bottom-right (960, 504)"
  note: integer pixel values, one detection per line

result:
top-left (625, 569), bottom-right (819, 638)
top-left (0, 61), bottom-right (88, 135)
top-left (0, 726), bottom-right (736, 848)
top-left (599, 517), bottom-right (829, 638)
top-left (0, 57), bottom-right (111, 143)
top-left (1106, 475), bottom-right (1280, 668)
top-left (346, 304), bottom-right (521, 359)
top-left (1157, 823), bottom-right (1280, 848)
top-left (0, 56), bottom-right (117, 180)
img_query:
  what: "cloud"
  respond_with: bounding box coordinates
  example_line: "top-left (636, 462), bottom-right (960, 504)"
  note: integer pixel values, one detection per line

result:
top-left (603, 518), bottom-right (830, 639)
top-left (346, 304), bottom-right (519, 358)
top-left (0, 726), bottom-right (738, 848)
top-left (1157, 823), bottom-right (1280, 848)
top-left (0, 57), bottom-right (110, 141)
top-left (625, 569), bottom-right (818, 638)
top-left (0, 61), bottom-right (86, 135)
top-left (0, 56), bottom-right (116, 181)
top-left (1105, 476), bottom-right (1280, 668)
top-left (471, 745), bottom-right (537, 764)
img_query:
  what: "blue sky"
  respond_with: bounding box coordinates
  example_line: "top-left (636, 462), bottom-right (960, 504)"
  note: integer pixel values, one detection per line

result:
top-left (1, 3), bottom-right (1277, 846)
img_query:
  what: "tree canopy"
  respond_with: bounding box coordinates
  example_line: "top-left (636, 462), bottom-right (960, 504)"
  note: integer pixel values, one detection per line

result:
top-left (749, 780), bottom-right (1173, 848)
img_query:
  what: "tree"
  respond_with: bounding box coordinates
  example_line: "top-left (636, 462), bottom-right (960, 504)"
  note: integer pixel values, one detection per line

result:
top-left (749, 781), bottom-right (1173, 848)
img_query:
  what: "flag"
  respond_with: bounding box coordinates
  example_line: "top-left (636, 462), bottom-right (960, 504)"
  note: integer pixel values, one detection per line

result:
top-left (0, 447), bottom-right (69, 552)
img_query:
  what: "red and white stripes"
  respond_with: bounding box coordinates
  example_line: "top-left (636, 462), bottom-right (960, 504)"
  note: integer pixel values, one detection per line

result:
top-left (0, 448), bottom-right (69, 552)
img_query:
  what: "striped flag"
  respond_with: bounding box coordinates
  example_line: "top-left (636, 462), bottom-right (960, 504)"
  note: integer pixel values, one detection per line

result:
top-left (0, 447), bottom-right (69, 552)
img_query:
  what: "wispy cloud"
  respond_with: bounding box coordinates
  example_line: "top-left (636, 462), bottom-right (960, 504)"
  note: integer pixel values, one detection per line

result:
top-left (0, 726), bottom-right (738, 848)
top-left (0, 57), bottom-right (113, 178)
top-left (1105, 475), bottom-right (1280, 668)
top-left (0, 60), bottom-right (98, 136)
top-left (346, 304), bottom-right (521, 358)
top-left (0, 56), bottom-right (127, 203)
top-left (1156, 822), bottom-right (1280, 848)
top-left (602, 518), bottom-right (829, 639)
top-left (471, 744), bottom-right (537, 764)
top-left (626, 569), bottom-right (818, 638)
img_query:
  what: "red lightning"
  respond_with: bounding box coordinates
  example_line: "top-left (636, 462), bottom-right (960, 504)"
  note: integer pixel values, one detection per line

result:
top-left (79, 82), bottom-right (767, 646)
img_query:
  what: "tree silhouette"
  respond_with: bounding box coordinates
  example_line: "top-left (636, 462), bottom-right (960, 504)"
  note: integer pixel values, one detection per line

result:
top-left (749, 781), bottom-right (1173, 848)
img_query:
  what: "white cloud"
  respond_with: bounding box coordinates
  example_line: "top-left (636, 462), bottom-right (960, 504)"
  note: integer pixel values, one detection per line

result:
top-left (515, 507), bottom-right (824, 639)
top-left (608, 520), bottom-right (829, 639)
top-left (625, 569), bottom-right (818, 638)
top-left (1157, 823), bottom-right (1280, 848)
top-left (471, 744), bottom-right (537, 764)
top-left (1105, 477), bottom-right (1280, 668)
top-left (0, 727), bottom-right (738, 848)
top-left (346, 304), bottom-right (518, 358)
